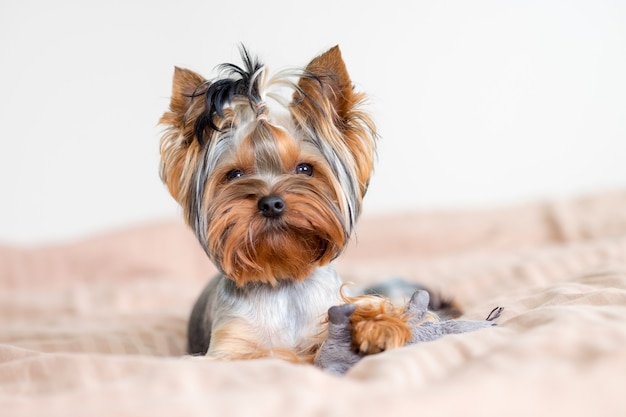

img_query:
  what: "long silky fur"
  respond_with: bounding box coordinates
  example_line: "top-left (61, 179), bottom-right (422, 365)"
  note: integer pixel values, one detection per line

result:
top-left (160, 46), bottom-right (408, 364)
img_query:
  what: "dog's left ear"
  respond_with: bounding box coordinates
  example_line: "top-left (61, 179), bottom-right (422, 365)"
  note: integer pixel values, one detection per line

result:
top-left (293, 46), bottom-right (376, 198)
top-left (300, 45), bottom-right (354, 120)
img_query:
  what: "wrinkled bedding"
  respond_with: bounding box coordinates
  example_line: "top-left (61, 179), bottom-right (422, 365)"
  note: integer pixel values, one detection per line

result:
top-left (2, 191), bottom-right (626, 416)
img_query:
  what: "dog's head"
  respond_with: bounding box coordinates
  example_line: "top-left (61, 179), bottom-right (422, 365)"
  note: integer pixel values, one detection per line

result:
top-left (159, 46), bottom-right (376, 286)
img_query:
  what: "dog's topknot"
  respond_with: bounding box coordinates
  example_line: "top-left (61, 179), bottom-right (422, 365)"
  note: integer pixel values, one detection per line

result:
top-left (191, 45), bottom-right (265, 144)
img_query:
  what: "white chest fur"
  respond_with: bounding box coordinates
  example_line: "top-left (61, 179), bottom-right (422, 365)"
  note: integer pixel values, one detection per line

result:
top-left (208, 265), bottom-right (343, 355)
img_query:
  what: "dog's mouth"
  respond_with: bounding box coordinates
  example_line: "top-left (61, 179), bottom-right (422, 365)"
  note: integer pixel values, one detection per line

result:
top-left (204, 190), bottom-right (347, 286)
top-left (262, 221), bottom-right (336, 260)
top-left (214, 222), bottom-right (340, 286)
top-left (252, 224), bottom-right (333, 259)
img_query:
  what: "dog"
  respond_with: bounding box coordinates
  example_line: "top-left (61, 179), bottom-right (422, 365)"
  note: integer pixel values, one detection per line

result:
top-left (159, 45), bottom-right (413, 363)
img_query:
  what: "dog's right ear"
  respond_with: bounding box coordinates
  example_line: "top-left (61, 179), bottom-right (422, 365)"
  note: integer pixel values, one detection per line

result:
top-left (160, 67), bottom-right (207, 132)
top-left (159, 67), bottom-right (207, 203)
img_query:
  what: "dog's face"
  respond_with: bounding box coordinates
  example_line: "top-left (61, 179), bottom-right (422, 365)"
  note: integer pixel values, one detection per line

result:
top-left (159, 46), bottom-right (376, 286)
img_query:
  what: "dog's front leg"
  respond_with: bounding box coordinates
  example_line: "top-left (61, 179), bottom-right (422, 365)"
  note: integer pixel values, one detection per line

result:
top-left (204, 318), bottom-right (264, 360)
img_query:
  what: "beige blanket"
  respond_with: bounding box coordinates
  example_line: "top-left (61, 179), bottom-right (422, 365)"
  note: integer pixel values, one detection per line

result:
top-left (2, 191), bottom-right (626, 416)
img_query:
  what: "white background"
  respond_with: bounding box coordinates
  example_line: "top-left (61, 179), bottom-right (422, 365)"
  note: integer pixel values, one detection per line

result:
top-left (1, 0), bottom-right (625, 245)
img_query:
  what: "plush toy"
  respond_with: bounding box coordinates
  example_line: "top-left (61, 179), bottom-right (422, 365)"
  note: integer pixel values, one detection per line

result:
top-left (315, 289), bottom-right (503, 375)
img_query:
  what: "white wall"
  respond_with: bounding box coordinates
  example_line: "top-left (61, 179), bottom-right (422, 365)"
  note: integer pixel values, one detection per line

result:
top-left (1, 0), bottom-right (625, 244)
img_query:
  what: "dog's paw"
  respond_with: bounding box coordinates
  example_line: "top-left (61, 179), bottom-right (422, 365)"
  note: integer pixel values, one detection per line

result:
top-left (351, 313), bottom-right (412, 355)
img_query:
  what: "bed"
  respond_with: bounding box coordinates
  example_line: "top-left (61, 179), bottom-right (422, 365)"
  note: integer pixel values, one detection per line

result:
top-left (2, 191), bottom-right (626, 416)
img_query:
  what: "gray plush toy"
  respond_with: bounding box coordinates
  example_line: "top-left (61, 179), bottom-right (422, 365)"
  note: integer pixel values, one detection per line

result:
top-left (315, 290), bottom-right (503, 375)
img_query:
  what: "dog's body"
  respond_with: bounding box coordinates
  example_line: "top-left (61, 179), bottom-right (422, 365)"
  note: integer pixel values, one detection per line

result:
top-left (160, 45), bottom-right (413, 364)
top-left (188, 265), bottom-right (342, 359)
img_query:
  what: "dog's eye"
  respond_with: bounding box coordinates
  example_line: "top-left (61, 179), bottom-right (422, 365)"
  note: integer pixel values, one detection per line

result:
top-left (226, 169), bottom-right (245, 181)
top-left (295, 163), bottom-right (313, 176)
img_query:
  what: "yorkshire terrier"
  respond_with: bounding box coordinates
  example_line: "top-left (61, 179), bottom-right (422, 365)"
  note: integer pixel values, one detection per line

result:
top-left (159, 45), bottom-right (414, 363)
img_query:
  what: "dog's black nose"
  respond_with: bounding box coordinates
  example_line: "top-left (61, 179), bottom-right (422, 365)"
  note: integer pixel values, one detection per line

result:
top-left (257, 195), bottom-right (285, 218)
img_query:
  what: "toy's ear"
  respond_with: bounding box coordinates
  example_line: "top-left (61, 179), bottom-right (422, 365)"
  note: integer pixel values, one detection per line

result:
top-left (406, 290), bottom-right (430, 324)
top-left (315, 304), bottom-right (360, 375)
top-left (328, 303), bottom-right (357, 325)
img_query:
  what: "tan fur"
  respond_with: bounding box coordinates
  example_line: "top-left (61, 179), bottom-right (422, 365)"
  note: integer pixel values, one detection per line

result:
top-left (342, 293), bottom-right (412, 354)
top-left (210, 323), bottom-right (312, 363)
